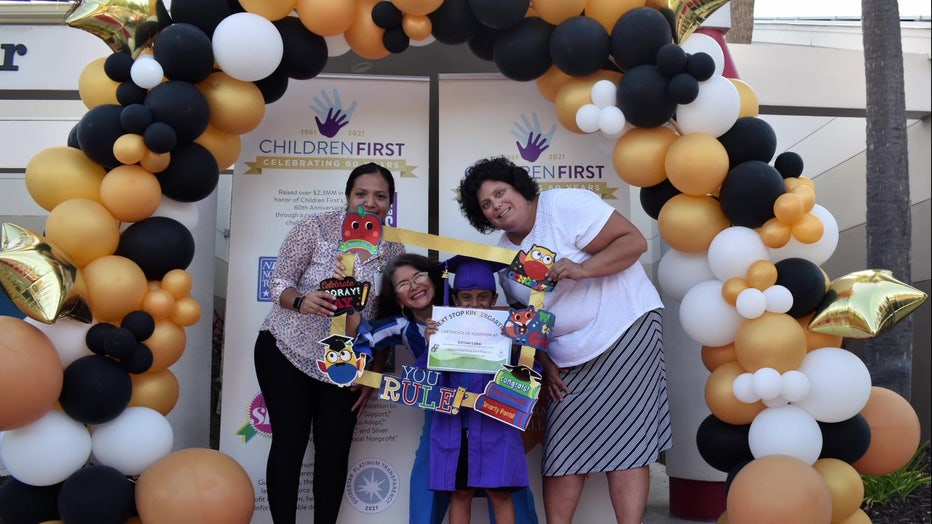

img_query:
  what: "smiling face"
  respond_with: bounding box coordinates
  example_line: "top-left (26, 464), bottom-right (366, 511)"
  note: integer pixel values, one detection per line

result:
top-left (453, 289), bottom-right (497, 309)
top-left (391, 264), bottom-right (436, 315)
top-left (347, 172), bottom-right (392, 223)
top-left (476, 180), bottom-right (535, 237)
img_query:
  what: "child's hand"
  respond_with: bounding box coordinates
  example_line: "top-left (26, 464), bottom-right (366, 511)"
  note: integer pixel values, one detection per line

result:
top-left (345, 310), bottom-right (361, 337)
top-left (425, 319), bottom-right (438, 343)
top-left (351, 385), bottom-right (375, 414)
top-left (537, 352), bottom-right (570, 401)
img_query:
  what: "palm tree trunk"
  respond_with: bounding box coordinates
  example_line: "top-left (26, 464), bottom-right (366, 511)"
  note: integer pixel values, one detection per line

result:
top-left (727, 0), bottom-right (755, 44)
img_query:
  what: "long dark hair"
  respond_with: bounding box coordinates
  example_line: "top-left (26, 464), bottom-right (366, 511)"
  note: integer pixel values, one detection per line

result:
top-left (374, 253), bottom-right (446, 320)
top-left (457, 156), bottom-right (539, 234)
top-left (345, 162), bottom-right (396, 205)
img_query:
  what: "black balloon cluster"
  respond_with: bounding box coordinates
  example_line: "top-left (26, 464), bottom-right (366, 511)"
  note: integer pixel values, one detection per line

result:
top-left (85, 310), bottom-right (157, 375)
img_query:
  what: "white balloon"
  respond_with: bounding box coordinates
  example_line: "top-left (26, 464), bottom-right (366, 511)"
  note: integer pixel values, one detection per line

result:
top-left (325, 33), bottom-right (352, 57)
top-left (598, 105), bottom-right (626, 136)
top-left (793, 347), bottom-right (872, 423)
top-left (575, 104), bottom-right (601, 133)
top-left (781, 369), bottom-right (811, 402)
top-left (752, 367), bottom-right (782, 400)
top-left (590, 79), bottom-right (617, 108)
top-left (769, 204), bottom-right (840, 265)
top-left (764, 284), bottom-right (794, 314)
top-left (0, 411), bottom-right (92, 486)
top-left (657, 248), bottom-right (715, 302)
top-left (679, 280), bottom-right (744, 347)
top-left (131, 55), bottom-right (164, 89)
top-left (707, 226), bottom-right (770, 282)
top-left (212, 13), bottom-right (284, 82)
top-left (732, 372), bottom-right (758, 403)
top-left (409, 34), bottom-right (436, 47)
top-left (748, 405), bottom-right (822, 465)
top-left (675, 75), bottom-right (740, 137)
top-left (736, 288), bottom-right (767, 319)
top-left (23, 317), bottom-right (92, 368)
top-left (153, 197), bottom-right (200, 231)
top-left (91, 407), bottom-right (174, 476)
top-left (680, 32), bottom-right (726, 77)
top-left (762, 395), bottom-right (789, 408)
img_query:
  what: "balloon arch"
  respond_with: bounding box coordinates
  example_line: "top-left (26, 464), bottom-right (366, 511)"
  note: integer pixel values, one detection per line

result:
top-left (0, 0), bottom-right (926, 523)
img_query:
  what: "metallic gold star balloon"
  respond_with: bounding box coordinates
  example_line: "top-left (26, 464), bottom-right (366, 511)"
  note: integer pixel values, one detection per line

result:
top-left (668, 0), bottom-right (730, 43)
top-left (0, 223), bottom-right (91, 324)
top-left (65, 0), bottom-right (171, 57)
top-left (808, 269), bottom-right (928, 339)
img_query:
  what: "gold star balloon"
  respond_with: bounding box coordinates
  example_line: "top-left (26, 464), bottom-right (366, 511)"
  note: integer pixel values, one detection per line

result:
top-left (808, 269), bottom-right (928, 339)
top-left (65, 0), bottom-right (171, 57)
top-left (0, 223), bottom-right (91, 324)
top-left (668, 0), bottom-right (730, 43)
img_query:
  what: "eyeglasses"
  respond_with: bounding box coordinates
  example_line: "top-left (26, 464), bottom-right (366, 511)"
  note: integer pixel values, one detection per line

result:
top-left (394, 271), bottom-right (430, 293)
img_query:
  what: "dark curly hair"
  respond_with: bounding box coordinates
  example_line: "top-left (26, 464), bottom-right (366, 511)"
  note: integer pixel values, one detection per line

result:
top-left (374, 253), bottom-right (446, 320)
top-left (457, 156), bottom-right (540, 234)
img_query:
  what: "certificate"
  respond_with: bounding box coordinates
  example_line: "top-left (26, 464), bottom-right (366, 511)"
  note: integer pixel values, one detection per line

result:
top-left (428, 306), bottom-right (512, 374)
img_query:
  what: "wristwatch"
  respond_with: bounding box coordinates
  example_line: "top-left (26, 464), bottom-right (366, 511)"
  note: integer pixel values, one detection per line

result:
top-left (292, 295), bottom-right (305, 310)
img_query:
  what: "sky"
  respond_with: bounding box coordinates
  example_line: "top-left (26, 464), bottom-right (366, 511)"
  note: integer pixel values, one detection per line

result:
top-left (754, 0), bottom-right (931, 19)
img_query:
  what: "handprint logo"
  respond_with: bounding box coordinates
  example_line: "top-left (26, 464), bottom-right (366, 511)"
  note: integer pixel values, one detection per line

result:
top-left (311, 89), bottom-right (358, 138)
top-left (512, 113), bottom-right (557, 163)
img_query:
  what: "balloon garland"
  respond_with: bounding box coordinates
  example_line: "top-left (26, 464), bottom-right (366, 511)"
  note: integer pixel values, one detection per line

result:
top-left (0, 0), bottom-right (928, 522)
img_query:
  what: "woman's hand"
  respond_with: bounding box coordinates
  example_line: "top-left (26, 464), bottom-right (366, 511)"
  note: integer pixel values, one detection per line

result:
top-left (351, 385), bottom-right (375, 414)
top-left (537, 352), bottom-right (570, 401)
top-left (546, 258), bottom-right (588, 283)
top-left (299, 290), bottom-right (337, 316)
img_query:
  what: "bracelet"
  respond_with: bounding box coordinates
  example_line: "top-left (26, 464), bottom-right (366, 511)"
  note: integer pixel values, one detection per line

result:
top-left (292, 295), bottom-right (305, 310)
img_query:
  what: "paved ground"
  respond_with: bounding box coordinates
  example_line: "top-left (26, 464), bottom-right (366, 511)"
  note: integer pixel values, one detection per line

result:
top-left (644, 463), bottom-right (719, 524)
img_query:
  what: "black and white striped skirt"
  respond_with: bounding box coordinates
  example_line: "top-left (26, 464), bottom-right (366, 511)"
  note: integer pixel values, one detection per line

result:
top-left (542, 309), bottom-right (672, 476)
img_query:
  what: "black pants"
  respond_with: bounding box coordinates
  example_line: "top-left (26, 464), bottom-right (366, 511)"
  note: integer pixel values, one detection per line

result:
top-left (254, 330), bottom-right (360, 524)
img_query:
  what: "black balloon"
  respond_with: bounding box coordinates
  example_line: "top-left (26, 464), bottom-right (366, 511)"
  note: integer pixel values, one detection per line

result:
top-left (550, 16), bottom-right (610, 77)
top-left (493, 17), bottom-right (555, 82)
top-left (656, 43), bottom-right (688, 77)
top-left (143, 121), bottom-right (178, 154)
top-left (610, 7), bottom-right (673, 71)
top-left (696, 414), bottom-right (753, 473)
top-left (718, 160), bottom-right (785, 228)
top-left (117, 216), bottom-right (195, 280)
top-left (75, 104), bottom-right (125, 169)
top-left (383, 26), bottom-right (411, 54)
top-left (775, 151), bottom-right (805, 179)
top-left (67, 123), bottom-right (81, 149)
top-left (122, 310), bottom-right (155, 341)
top-left (0, 478), bottom-right (61, 524)
top-left (103, 52), bottom-right (134, 82)
top-left (121, 343), bottom-right (155, 374)
top-left (168, 0), bottom-right (232, 37)
top-left (639, 178), bottom-right (681, 220)
top-left (616, 64), bottom-right (676, 128)
top-left (668, 72), bottom-right (699, 104)
top-left (717, 117), bottom-right (778, 168)
top-left (102, 327), bottom-right (137, 361)
top-left (429, 0), bottom-right (480, 45)
top-left (59, 355), bottom-right (132, 425)
top-left (725, 459), bottom-right (753, 495)
top-left (819, 414), bottom-right (872, 464)
top-left (144, 81), bottom-right (211, 144)
top-left (254, 67), bottom-right (289, 105)
top-left (155, 142), bottom-right (220, 202)
top-left (371, 0), bottom-right (403, 29)
top-left (470, 0), bottom-right (529, 30)
top-left (775, 257), bottom-right (828, 318)
top-left (467, 24), bottom-right (499, 62)
top-left (154, 23), bottom-right (215, 83)
top-left (85, 322), bottom-right (116, 355)
top-left (686, 51), bottom-right (716, 81)
top-left (120, 104), bottom-right (153, 135)
top-left (58, 465), bottom-right (135, 524)
top-left (274, 16), bottom-right (329, 80)
top-left (116, 81), bottom-right (148, 106)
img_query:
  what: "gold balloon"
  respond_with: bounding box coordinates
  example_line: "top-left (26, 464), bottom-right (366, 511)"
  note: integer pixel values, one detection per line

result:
top-left (78, 56), bottom-right (120, 109)
top-left (345, 0), bottom-right (390, 60)
top-left (535, 66), bottom-right (573, 103)
top-left (726, 455), bottom-right (833, 524)
top-left (198, 72), bottom-right (266, 136)
top-left (99, 164), bottom-right (163, 223)
top-left (112, 133), bottom-right (147, 165)
top-left (402, 14), bottom-right (433, 41)
top-left (65, 0), bottom-right (169, 57)
top-left (757, 217), bottom-right (792, 249)
top-left (729, 78), bottom-right (759, 118)
top-left (835, 509), bottom-right (871, 524)
top-left (705, 360), bottom-right (764, 425)
top-left (734, 312), bottom-right (807, 373)
top-left (25, 146), bottom-right (107, 211)
top-left (791, 213), bottom-right (824, 244)
top-left (238, 0), bottom-right (297, 20)
top-left (145, 318), bottom-right (187, 372)
top-left (44, 198), bottom-right (121, 268)
top-left (613, 126), bottom-right (678, 188)
top-left (773, 193), bottom-right (805, 223)
top-left (554, 71), bottom-right (622, 133)
top-left (196, 125), bottom-right (241, 170)
top-left (170, 296), bottom-right (202, 327)
top-left (701, 342), bottom-right (736, 372)
top-left (0, 223), bottom-right (91, 324)
top-left (664, 132), bottom-right (729, 195)
top-left (0, 317), bottom-right (64, 430)
top-left (296, 0), bottom-right (357, 36)
top-left (82, 255), bottom-right (149, 323)
top-left (143, 287), bottom-right (177, 319)
top-left (721, 277), bottom-right (746, 306)
top-left (668, 0), bottom-right (730, 43)
top-left (852, 387), bottom-right (921, 476)
top-left (657, 194), bottom-right (731, 253)
top-left (532, 0), bottom-right (588, 25)
top-left (129, 368), bottom-right (179, 415)
top-left (808, 269), bottom-right (928, 339)
top-left (140, 150), bottom-right (171, 173)
top-left (812, 458), bottom-right (864, 522)
top-left (161, 268), bottom-right (194, 299)
top-left (392, 0), bottom-right (443, 16)
top-left (746, 260), bottom-right (777, 290)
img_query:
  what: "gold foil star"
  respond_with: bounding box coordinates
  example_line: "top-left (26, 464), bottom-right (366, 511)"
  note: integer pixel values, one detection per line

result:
top-left (0, 223), bottom-right (91, 324)
top-left (808, 269), bottom-right (928, 339)
top-left (668, 0), bottom-right (730, 42)
top-left (65, 0), bottom-right (170, 57)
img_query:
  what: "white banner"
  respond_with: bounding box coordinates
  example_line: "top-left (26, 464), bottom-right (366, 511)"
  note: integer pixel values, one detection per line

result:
top-left (219, 75), bottom-right (430, 523)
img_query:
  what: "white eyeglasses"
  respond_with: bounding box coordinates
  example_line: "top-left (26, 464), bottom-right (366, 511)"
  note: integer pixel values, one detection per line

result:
top-left (394, 271), bottom-right (430, 293)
